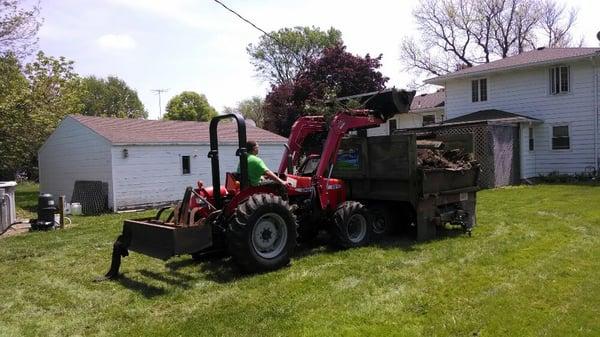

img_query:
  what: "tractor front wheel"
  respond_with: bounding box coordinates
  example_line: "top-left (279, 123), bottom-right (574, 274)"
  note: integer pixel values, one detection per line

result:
top-left (331, 201), bottom-right (373, 248)
top-left (227, 193), bottom-right (297, 273)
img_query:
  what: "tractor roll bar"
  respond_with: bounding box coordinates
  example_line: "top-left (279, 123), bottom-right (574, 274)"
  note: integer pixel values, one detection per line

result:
top-left (208, 113), bottom-right (248, 209)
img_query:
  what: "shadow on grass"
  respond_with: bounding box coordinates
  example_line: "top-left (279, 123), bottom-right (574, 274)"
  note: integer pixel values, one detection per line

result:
top-left (116, 274), bottom-right (168, 298)
top-left (116, 228), bottom-right (467, 295)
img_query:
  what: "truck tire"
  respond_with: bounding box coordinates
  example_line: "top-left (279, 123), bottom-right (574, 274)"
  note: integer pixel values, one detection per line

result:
top-left (331, 201), bottom-right (372, 248)
top-left (227, 193), bottom-right (297, 273)
top-left (370, 203), bottom-right (394, 239)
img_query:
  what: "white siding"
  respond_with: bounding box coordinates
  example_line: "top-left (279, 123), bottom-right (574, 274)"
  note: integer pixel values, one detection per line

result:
top-left (38, 117), bottom-right (113, 207)
top-left (367, 109), bottom-right (444, 136)
top-left (444, 59), bottom-right (599, 177)
top-left (111, 143), bottom-right (284, 209)
top-left (519, 123), bottom-right (536, 178)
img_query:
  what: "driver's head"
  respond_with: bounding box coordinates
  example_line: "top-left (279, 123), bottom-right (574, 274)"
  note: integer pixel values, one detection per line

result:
top-left (247, 140), bottom-right (259, 155)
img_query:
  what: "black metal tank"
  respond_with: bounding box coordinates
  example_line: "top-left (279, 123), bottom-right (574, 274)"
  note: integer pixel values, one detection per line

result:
top-left (34, 193), bottom-right (56, 229)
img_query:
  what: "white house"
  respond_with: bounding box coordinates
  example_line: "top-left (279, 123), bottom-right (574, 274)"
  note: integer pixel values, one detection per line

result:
top-left (38, 115), bottom-right (287, 211)
top-left (367, 90), bottom-right (445, 137)
top-left (426, 47), bottom-right (600, 179)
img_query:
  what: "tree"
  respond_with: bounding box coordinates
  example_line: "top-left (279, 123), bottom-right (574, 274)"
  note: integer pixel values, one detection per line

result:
top-left (400, 0), bottom-right (579, 77)
top-left (247, 26), bottom-right (342, 85)
top-left (0, 51), bottom-right (82, 179)
top-left (0, 54), bottom-right (30, 179)
top-left (78, 76), bottom-right (147, 118)
top-left (163, 91), bottom-right (217, 121)
top-left (263, 44), bottom-right (388, 136)
top-left (0, 0), bottom-right (42, 58)
top-left (223, 96), bottom-right (266, 128)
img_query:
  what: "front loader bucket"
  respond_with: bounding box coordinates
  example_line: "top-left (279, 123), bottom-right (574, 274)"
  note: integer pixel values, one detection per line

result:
top-left (125, 220), bottom-right (213, 259)
top-left (102, 219), bottom-right (213, 280)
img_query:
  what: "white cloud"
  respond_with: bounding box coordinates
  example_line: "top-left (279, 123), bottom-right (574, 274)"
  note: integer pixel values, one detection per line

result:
top-left (96, 34), bottom-right (137, 50)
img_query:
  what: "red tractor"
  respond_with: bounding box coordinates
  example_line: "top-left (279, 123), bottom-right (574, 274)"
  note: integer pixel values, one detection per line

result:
top-left (103, 89), bottom-right (415, 278)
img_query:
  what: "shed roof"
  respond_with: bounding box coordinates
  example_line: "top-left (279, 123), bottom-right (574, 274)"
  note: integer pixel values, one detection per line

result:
top-left (441, 109), bottom-right (542, 126)
top-left (70, 115), bottom-right (287, 145)
top-left (427, 47), bottom-right (600, 84)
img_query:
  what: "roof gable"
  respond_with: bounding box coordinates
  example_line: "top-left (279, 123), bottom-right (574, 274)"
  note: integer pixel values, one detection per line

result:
top-left (69, 115), bottom-right (287, 145)
top-left (427, 48), bottom-right (600, 84)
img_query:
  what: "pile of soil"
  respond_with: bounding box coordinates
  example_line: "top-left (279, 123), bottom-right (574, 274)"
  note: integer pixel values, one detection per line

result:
top-left (417, 148), bottom-right (475, 170)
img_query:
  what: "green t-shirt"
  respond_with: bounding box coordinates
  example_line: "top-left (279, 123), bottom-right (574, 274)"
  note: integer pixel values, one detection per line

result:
top-left (238, 154), bottom-right (269, 186)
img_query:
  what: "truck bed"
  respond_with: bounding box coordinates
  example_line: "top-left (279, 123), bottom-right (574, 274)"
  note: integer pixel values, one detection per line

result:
top-left (332, 134), bottom-right (478, 204)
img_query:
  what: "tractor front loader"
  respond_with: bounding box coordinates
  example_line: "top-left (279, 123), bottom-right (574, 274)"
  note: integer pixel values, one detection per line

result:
top-left (101, 89), bottom-right (418, 279)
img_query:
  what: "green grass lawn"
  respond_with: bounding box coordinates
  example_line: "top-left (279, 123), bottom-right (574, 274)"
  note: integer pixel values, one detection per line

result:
top-left (1, 184), bottom-right (600, 336)
top-left (14, 182), bottom-right (38, 219)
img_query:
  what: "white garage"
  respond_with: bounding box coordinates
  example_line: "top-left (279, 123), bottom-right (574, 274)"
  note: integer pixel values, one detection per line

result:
top-left (38, 115), bottom-right (287, 211)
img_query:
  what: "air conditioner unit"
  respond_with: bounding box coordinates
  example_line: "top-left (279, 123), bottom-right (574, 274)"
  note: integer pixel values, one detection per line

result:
top-left (0, 182), bottom-right (17, 233)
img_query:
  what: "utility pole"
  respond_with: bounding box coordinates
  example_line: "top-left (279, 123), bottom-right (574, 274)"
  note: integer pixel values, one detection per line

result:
top-left (151, 89), bottom-right (169, 118)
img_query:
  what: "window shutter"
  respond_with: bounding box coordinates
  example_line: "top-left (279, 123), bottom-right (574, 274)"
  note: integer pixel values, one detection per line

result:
top-left (471, 80), bottom-right (479, 102)
top-left (560, 66), bottom-right (569, 92)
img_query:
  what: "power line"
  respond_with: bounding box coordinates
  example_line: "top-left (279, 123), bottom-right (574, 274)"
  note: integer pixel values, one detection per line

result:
top-left (151, 89), bottom-right (169, 119)
top-left (211, 0), bottom-right (303, 65)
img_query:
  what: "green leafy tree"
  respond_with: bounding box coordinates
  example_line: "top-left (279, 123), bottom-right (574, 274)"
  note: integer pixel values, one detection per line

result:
top-left (0, 51), bottom-right (82, 179)
top-left (247, 26), bottom-right (342, 85)
top-left (223, 96), bottom-right (265, 128)
top-left (78, 76), bottom-right (147, 118)
top-left (0, 54), bottom-right (30, 179)
top-left (0, 0), bottom-right (42, 58)
top-left (163, 91), bottom-right (217, 121)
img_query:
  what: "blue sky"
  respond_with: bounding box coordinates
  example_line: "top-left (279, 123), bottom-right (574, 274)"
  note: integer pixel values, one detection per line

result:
top-left (35, 0), bottom-right (599, 120)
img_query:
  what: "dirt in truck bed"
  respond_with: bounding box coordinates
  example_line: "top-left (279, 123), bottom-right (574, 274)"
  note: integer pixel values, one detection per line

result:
top-left (417, 148), bottom-right (475, 170)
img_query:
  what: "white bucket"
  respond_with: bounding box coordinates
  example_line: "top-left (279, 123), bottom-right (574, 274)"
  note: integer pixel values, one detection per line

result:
top-left (71, 202), bottom-right (82, 215)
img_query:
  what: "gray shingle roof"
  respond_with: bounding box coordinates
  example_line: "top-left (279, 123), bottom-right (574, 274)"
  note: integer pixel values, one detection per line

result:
top-left (70, 115), bottom-right (287, 144)
top-left (410, 90), bottom-right (445, 112)
top-left (427, 47), bottom-right (600, 84)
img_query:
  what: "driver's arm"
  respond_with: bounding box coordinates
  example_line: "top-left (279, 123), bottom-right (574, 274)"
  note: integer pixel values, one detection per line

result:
top-left (264, 169), bottom-right (287, 185)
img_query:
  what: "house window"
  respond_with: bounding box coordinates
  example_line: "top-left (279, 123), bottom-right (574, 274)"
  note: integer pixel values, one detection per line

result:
top-left (549, 66), bottom-right (569, 94)
top-left (471, 78), bottom-right (487, 102)
top-left (422, 115), bottom-right (436, 126)
top-left (388, 119), bottom-right (397, 134)
top-left (552, 125), bottom-right (570, 150)
top-left (528, 127), bottom-right (534, 151)
top-left (181, 155), bottom-right (191, 174)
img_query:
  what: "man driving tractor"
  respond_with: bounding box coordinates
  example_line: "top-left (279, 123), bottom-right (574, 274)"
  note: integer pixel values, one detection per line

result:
top-left (242, 140), bottom-right (287, 186)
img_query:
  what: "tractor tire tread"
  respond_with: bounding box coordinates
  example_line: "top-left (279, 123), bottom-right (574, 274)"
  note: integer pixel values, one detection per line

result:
top-left (331, 201), bottom-right (372, 249)
top-left (226, 193), bottom-right (297, 273)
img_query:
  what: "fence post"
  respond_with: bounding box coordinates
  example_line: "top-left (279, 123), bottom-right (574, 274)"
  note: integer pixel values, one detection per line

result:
top-left (58, 196), bottom-right (65, 229)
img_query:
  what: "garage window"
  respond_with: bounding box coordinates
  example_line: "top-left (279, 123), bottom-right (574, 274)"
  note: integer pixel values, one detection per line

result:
top-left (423, 115), bottom-right (436, 126)
top-left (182, 155), bottom-right (191, 174)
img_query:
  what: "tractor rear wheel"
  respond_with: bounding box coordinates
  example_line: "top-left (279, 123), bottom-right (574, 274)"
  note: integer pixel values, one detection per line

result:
top-left (227, 193), bottom-right (297, 273)
top-left (331, 201), bottom-right (372, 248)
